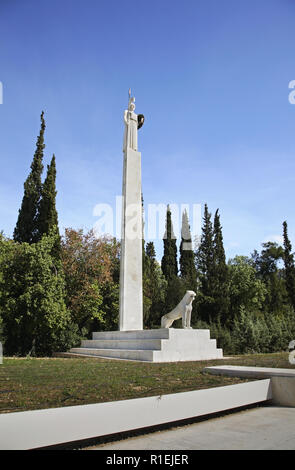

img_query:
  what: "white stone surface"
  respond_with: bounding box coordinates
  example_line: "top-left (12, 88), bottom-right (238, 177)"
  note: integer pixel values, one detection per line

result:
top-left (70, 328), bottom-right (223, 362)
top-left (119, 146), bottom-right (143, 331)
top-left (205, 365), bottom-right (295, 407)
top-left (0, 379), bottom-right (271, 449)
top-left (271, 377), bottom-right (295, 406)
top-left (204, 365), bottom-right (295, 378)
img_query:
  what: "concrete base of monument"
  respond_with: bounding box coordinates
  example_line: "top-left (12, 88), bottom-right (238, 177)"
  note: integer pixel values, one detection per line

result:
top-left (67, 328), bottom-right (223, 362)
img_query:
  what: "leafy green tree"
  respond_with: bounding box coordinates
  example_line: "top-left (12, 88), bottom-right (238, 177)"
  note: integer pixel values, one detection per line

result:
top-left (227, 255), bottom-right (267, 320)
top-left (0, 231), bottom-right (76, 356)
top-left (61, 228), bottom-right (120, 335)
top-left (252, 242), bottom-right (286, 313)
top-left (14, 112), bottom-right (45, 244)
top-left (231, 306), bottom-right (260, 354)
top-left (283, 221), bottom-right (295, 309)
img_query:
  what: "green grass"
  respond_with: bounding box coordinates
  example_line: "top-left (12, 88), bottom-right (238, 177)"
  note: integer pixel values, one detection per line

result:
top-left (0, 352), bottom-right (293, 414)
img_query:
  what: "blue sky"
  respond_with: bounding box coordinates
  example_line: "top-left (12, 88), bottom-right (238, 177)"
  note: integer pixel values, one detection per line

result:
top-left (0, 0), bottom-right (294, 261)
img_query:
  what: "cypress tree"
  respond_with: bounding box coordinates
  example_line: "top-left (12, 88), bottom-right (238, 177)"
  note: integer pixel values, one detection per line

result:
top-left (146, 241), bottom-right (156, 266)
top-left (37, 154), bottom-right (61, 258)
top-left (283, 221), bottom-right (295, 309)
top-left (212, 209), bottom-right (229, 323)
top-left (195, 203), bottom-right (215, 321)
top-left (161, 205), bottom-right (178, 282)
top-left (143, 241), bottom-right (167, 328)
top-left (161, 206), bottom-right (182, 315)
top-left (179, 209), bottom-right (197, 282)
top-left (13, 111), bottom-right (45, 243)
top-left (196, 204), bottom-right (214, 294)
top-left (37, 154), bottom-right (59, 235)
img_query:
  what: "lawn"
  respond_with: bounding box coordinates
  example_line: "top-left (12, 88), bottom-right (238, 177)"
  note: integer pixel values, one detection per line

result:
top-left (0, 352), bottom-right (293, 413)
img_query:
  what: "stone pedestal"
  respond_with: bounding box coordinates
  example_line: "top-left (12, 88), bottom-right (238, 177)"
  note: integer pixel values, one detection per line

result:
top-left (119, 147), bottom-right (143, 331)
top-left (68, 329), bottom-right (223, 362)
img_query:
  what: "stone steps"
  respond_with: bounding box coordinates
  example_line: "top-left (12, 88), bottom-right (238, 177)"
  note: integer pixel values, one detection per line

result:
top-left (91, 328), bottom-right (199, 340)
top-left (70, 347), bottom-right (155, 361)
top-left (68, 328), bottom-right (223, 362)
top-left (81, 339), bottom-right (163, 350)
top-left (92, 328), bottom-right (210, 340)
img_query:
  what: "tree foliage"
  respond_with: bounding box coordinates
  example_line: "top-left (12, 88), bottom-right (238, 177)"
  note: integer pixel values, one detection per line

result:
top-left (251, 242), bottom-right (286, 313)
top-left (14, 112), bottom-right (46, 244)
top-left (195, 204), bottom-right (215, 322)
top-left (283, 221), bottom-right (295, 310)
top-left (37, 154), bottom-right (61, 258)
top-left (211, 209), bottom-right (230, 323)
top-left (161, 205), bottom-right (178, 282)
top-left (61, 228), bottom-right (120, 334)
top-left (143, 241), bottom-right (167, 328)
top-left (228, 256), bottom-right (267, 319)
top-left (0, 231), bottom-right (76, 356)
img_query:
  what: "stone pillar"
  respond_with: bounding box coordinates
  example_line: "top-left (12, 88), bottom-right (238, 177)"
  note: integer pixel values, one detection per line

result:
top-left (119, 146), bottom-right (143, 330)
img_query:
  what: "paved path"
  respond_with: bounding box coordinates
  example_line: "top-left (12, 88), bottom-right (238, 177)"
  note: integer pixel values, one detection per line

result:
top-left (89, 406), bottom-right (295, 450)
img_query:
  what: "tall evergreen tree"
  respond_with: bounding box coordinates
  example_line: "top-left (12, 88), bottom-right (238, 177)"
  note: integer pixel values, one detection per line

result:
top-left (143, 241), bottom-right (167, 328)
top-left (37, 154), bottom-right (59, 235)
top-left (161, 205), bottom-right (182, 315)
top-left (161, 205), bottom-right (178, 282)
top-left (283, 221), bottom-right (295, 309)
top-left (179, 209), bottom-right (197, 282)
top-left (196, 204), bottom-right (214, 294)
top-left (37, 154), bottom-right (61, 258)
top-left (195, 203), bottom-right (215, 321)
top-left (13, 111), bottom-right (45, 244)
top-left (146, 241), bottom-right (156, 265)
top-left (212, 209), bottom-right (229, 323)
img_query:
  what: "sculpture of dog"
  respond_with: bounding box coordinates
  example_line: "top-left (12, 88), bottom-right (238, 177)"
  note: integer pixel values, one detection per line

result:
top-left (161, 290), bottom-right (196, 329)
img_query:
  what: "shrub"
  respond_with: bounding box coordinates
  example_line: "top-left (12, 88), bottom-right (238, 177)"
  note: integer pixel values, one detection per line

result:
top-left (0, 232), bottom-right (75, 356)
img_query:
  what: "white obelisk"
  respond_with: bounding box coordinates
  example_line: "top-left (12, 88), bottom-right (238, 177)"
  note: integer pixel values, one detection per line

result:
top-left (119, 92), bottom-right (143, 330)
